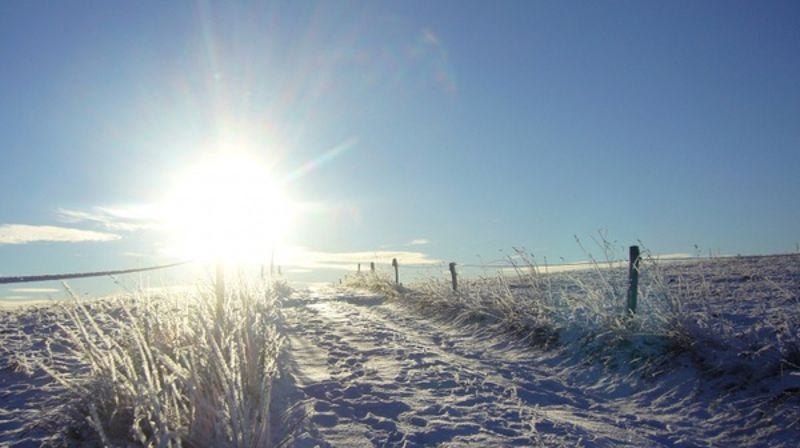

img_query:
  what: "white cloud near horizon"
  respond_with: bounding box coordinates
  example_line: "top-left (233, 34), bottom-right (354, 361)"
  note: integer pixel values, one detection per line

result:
top-left (58, 205), bottom-right (159, 232)
top-left (11, 288), bottom-right (60, 293)
top-left (653, 252), bottom-right (695, 260)
top-left (409, 238), bottom-right (429, 246)
top-left (280, 247), bottom-right (441, 271)
top-left (0, 224), bottom-right (121, 245)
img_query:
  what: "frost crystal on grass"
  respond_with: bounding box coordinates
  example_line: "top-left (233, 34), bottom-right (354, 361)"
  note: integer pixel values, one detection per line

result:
top-left (0, 278), bottom-right (288, 447)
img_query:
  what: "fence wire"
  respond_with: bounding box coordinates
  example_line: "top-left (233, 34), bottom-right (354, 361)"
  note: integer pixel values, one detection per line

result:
top-left (349, 255), bottom-right (763, 273)
top-left (0, 260), bottom-right (193, 285)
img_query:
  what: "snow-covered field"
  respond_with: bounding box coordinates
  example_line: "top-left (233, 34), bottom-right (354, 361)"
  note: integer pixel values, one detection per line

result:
top-left (0, 302), bottom-right (71, 446)
top-left (2, 255), bottom-right (799, 446)
top-left (276, 254), bottom-right (800, 447)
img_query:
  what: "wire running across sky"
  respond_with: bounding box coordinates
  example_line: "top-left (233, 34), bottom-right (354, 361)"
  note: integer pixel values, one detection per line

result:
top-left (0, 260), bottom-right (193, 285)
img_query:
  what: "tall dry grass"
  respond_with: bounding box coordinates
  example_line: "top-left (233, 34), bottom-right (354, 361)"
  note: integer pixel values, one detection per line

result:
top-left (344, 242), bottom-right (800, 379)
top-left (37, 277), bottom-right (287, 447)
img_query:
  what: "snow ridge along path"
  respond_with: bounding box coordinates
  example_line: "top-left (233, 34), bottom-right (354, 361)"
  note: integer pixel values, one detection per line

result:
top-left (275, 287), bottom-right (741, 447)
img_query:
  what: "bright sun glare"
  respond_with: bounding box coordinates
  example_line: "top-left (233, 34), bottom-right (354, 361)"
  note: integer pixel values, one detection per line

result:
top-left (163, 153), bottom-right (293, 263)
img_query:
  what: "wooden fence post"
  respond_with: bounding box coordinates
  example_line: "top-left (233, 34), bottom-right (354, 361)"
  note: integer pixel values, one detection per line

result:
top-left (627, 246), bottom-right (640, 314)
top-left (215, 257), bottom-right (225, 320)
top-left (270, 249), bottom-right (275, 276)
top-left (392, 258), bottom-right (399, 284)
top-left (357, 263), bottom-right (361, 274)
top-left (370, 262), bottom-right (375, 273)
top-left (449, 262), bottom-right (458, 291)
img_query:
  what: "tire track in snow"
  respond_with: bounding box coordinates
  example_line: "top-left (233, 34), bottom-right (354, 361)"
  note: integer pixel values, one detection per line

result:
top-left (277, 288), bottom-right (675, 447)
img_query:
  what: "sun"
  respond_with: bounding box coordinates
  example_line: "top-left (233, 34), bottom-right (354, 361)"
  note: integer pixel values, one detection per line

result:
top-left (162, 152), bottom-right (293, 263)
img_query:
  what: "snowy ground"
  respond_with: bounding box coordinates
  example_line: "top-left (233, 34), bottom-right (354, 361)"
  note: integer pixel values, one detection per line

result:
top-left (2, 255), bottom-right (799, 447)
top-left (275, 280), bottom-right (800, 447)
top-left (0, 304), bottom-right (73, 447)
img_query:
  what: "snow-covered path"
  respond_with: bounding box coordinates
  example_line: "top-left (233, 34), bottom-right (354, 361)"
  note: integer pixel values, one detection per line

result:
top-left (276, 288), bottom-right (694, 447)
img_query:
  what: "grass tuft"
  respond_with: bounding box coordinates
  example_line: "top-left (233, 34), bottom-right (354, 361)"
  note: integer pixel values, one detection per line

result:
top-left (33, 277), bottom-right (286, 447)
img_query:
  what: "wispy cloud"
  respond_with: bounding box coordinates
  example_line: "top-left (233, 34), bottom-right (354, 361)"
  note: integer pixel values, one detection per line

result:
top-left (280, 247), bottom-right (440, 271)
top-left (0, 224), bottom-right (120, 245)
top-left (378, 239), bottom-right (431, 250)
top-left (654, 252), bottom-right (695, 260)
top-left (121, 251), bottom-right (151, 258)
top-left (58, 205), bottom-right (159, 232)
top-left (11, 288), bottom-right (59, 293)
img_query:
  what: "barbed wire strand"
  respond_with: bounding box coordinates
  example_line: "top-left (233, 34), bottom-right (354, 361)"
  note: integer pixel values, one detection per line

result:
top-left (0, 260), bottom-right (194, 285)
top-left (351, 254), bottom-right (787, 270)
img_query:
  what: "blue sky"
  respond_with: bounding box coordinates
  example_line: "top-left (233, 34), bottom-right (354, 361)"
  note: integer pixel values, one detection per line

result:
top-left (1, 1), bottom-right (799, 298)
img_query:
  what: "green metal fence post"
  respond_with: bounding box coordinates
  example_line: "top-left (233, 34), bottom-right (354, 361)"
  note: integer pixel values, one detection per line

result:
top-left (449, 262), bottom-right (458, 291)
top-left (626, 246), bottom-right (640, 314)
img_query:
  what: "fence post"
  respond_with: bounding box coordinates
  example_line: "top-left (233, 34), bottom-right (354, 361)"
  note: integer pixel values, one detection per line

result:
top-left (358, 263), bottom-right (361, 274)
top-left (270, 249), bottom-right (275, 276)
top-left (392, 258), bottom-right (399, 284)
top-left (626, 246), bottom-right (640, 314)
top-left (370, 262), bottom-right (375, 273)
top-left (449, 262), bottom-right (458, 291)
top-left (215, 257), bottom-right (225, 320)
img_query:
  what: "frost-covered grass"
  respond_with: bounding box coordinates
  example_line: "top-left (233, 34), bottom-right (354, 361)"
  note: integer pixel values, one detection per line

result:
top-left (2, 277), bottom-right (288, 447)
top-left (345, 250), bottom-right (800, 381)
top-left (647, 255), bottom-right (800, 378)
top-left (345, 250), bottom-right (682, 352)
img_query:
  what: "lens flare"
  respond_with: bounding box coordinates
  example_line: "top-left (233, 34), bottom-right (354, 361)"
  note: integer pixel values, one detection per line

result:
top-left (163, 152), bottom-right (293, 262)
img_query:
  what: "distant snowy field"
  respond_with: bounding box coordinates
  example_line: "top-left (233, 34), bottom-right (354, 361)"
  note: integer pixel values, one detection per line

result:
top-left (2, 255), bottom-right (799, 446)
